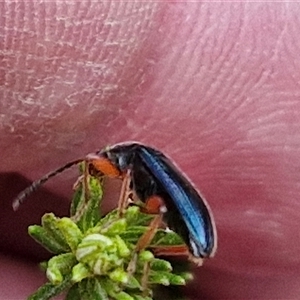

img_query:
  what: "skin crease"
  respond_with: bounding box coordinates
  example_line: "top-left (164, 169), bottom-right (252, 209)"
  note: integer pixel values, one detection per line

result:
top-left (1, 1), bottom-right (300, 299)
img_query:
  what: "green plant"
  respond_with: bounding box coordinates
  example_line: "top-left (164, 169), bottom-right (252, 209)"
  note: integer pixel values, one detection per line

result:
top-left (28, 169), bottom-right (192, 300)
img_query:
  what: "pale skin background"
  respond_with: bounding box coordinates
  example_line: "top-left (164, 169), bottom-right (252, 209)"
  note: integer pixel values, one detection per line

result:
top-left (1, 1), bottom-right (300, 299)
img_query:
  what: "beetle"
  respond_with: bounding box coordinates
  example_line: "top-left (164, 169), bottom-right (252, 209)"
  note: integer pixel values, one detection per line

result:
top-left (13, 142), bottom-right (217, 264)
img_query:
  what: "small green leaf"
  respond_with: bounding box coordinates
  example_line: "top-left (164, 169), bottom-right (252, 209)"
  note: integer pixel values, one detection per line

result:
top-left (102, 278), bottom-right (136, 300)
top-left (124, 207), bottom-right (153, 226)
top-left (109, 268), bottom-right (130, 284)
top-left (94, 210), bottom-right (119, 228)
top-left (28, 274), bottom-right (72, 300)
top-left (41, 213), bottom-right (71, 251)
top-left (180, 272), bottom-right (194, 281)
top-left (28, 225), bottom-right (66, 254)
top-left (76, 278), bottom-right (109, 300)
top-left (100, 278), bottom-right (119, 297)
top-left (72, 263), bottom-right (91, 283)
top-left (150, 258), bottom-right (172, 272)
top-left (56, 218), bottom-right (83, 251)
top-left (46, 253), bottom-right (77, 284)
top-left (125, 276), bottom-right (142, 290)
top-left (168, 274), bottom-right (187, 285)
top-left (77, 279), bottom-right (91, 300)
top-left (114, 291), bottom-right (134, 300)
top-left (88, 278), bottom-right (109, 300)
top-left (119, 226), bottom-right (147, 243)
top-left (65, 284), bottom-right (81, 300)
top-left (149, 272), bottom-right (170, 286)
top-left (100, 218), bottom-right (127, 236)
top-left (76, 234), bottom-right (114, 261)
top-left (114, 235), bottom-right (131, 258)
top-left (138, 250), bottom-right (154, 262)
top-left (151, 230), bottom-right (183, 246)
top-left (74, 175), bottom-right (103, 232)
top-left (149, 271), bottom-right (188, 286)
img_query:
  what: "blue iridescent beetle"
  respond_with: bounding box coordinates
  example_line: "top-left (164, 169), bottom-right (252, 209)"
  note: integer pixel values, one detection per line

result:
top-left (13, 142), bottom-right (217, 264)
top-left (91, 142), bottom-right (217, 263)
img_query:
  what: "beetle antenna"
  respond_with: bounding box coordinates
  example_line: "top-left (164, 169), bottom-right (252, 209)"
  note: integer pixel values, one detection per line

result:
top-left (12, 158), bottom-right (84, 211)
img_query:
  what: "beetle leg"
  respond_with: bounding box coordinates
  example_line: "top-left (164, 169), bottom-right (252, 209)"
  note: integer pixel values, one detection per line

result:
top-left (117, 169), bottom-right (132, 217)
top-left (135, 195), bottom-right (167, 252)
top-left (150, 244), bottom-right (189, 256)
top-left (127, 213), bottom-right (163, 274)
top-left (127, 196), bottom-right (166, 274)
top-left (127, 252), bottom-right (138, 275)
top-left (142, 198), bottom-right (205, 265)
top-left (141, 260), bottom-right (151, 296)
top-left (137, 213), bottom-right (163, 252)
top-left (150, 245), bottom-right (203, 266)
